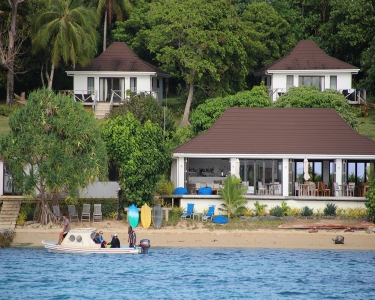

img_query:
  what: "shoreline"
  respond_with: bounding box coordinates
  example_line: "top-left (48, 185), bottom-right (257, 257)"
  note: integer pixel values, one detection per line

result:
top-left (11, 221), bottom-right (375, 250)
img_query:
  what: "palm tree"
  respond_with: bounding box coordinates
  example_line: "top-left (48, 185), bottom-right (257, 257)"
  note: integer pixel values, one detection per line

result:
top-left (96, 0), bottom-right (132, 51)
top-left (31, 0), bottom-right (99, 89)
top-left (219, 175), bottom-right (248, 218)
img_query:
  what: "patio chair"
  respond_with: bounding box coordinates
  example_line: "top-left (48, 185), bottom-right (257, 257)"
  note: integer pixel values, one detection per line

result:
top-left (270, 182), bottom-right (280, 195)
top-left (307, 182), bottom-right (315, 196)
top-left (181, 203), bottom-right (195, 220)
top-left (294, 182), bottom-right (301, 196)
top-left (81, 204), bottom-right (91, 222)
top-left (333, 182), bottom-right (342, 197)
top-left (68, 205), bottom-right (79, 222)
top-left (93, 204), bottom-right (103, 222)
top-left (202, 205), bottom-right (215, 222)
top-left (52, 205), bottom-right (62, 221)
top-left (347, 182), bottom-right (355, 197)
top-left (258, 182), bottom-right (267, 195)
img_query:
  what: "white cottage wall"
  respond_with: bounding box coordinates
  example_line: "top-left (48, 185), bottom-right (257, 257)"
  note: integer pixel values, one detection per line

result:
top-left (73, 74), bottom-right (88, 92)
top-left (79, 182), bottom-right (120, 198)
top-left (336, 73), bottom-right (353, 90)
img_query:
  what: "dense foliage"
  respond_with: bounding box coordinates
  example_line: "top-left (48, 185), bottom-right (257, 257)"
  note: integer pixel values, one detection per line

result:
top-left (275, 86), bottom-right (359, 130)
top-left (3, 0), bottom-right (375, 103)
top-left (101, 112), bottom-right (171, 207)
top-left (108, 94), bottom-right (175, 133)
top-left (218, 175), bottom-right (248, 218)
top-left (0, 89), bottom-right (108, 224)
top-left (190, 86), bottom-right (272, 135)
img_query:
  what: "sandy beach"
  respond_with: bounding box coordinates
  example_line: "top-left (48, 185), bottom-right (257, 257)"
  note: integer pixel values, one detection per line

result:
top-left (11, 220), bottom-right (375, 250)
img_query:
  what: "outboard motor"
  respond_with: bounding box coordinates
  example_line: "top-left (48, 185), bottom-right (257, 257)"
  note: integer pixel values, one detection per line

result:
top-left (140, 239), bottom-right (151, 254)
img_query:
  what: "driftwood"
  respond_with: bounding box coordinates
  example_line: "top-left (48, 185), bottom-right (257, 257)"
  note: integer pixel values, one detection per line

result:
top-left (14, 92), bottom-right (27, 105)
top-left (0, 228), bottom-right (15, 248)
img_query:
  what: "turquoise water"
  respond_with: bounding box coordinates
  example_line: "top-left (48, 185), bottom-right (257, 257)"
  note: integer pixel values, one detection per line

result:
top-left (1, 247), bottom-right (375, 299)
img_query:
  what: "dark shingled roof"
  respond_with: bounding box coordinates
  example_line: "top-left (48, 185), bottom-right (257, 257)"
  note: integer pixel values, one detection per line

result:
top-left (256, 40), bottom-right (358, 73)
top-left (72, 42), bottom-right (169, 75)
top-left (173, 108), bottom-right (375, 156)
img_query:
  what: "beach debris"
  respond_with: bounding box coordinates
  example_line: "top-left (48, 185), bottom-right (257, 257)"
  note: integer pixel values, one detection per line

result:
top-left (0, 228), bottom-right (15, 248)
top-left (332, 235), bottom-right (344, 244)
top-left (308, 229), bottom-right (318, 233)
top-left (344, 227), bottom-right (354, 232)
top-left (212, 239), bottom-right (218, 242)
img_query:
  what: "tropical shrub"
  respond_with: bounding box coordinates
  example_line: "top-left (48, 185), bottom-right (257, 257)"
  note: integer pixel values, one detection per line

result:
top-left (270, 206), bottom-right (283, 217)
top-left (301, 206), bottom-right (313, 217)
top-left (218, 175), bottom-right (248, 218)
top-left (280, 201), bottom-right (290, 216)
top-left (289, 207), bottom-right (301, 217)
top-left (16, 209), bottom-right (28, 226)
top-left (336, 208), bottom-right (347, 217)
top-left (253, 200), bottom-right (268, 216)
top-left (324, 203), bottom-right (338, 216)
top-left (365, 179), bottom-right (375, 222)
top-left (346, 207), bottom-right (368, 219)
top-left (156, 176), bottom-right (175, 195)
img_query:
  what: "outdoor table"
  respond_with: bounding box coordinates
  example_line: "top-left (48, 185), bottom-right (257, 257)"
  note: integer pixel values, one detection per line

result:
top-left (192, 212), bottom-right (203, 221)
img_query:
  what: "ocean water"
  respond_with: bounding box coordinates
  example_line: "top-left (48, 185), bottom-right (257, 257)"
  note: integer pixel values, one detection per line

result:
top-left (0, 247), bottom-right (374, 300)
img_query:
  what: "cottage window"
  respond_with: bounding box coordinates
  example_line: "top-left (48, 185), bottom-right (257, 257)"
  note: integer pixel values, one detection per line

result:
top-left (87, 77), bottom-right (94, 93)
top-left (130, 77), bottom-right (137, 94)
top-left (157, 78), bottom-right (160, 88)
top-left (330, 76), bottom-right (337, 90)
top-left (298, 76), bottom-right (324, 91)
top-left (286, 75), bottom-right (293, 91)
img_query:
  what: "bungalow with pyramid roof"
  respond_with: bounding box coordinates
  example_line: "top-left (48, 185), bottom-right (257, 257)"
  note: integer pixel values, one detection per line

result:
top-left (65, 42), bottom-right (170, 118)
top-left (254, 40), bottom-right (362, 103)
top-left (170, 108), bottom-right (375, 212)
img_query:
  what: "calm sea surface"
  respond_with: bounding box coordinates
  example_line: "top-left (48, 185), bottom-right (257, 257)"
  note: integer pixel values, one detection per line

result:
top-left (0, 247), bottom-right (374, 300)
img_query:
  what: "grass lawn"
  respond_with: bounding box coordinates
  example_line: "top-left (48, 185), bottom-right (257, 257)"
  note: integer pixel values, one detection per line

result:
top-left (0, 116), bottom-right (10, 137)
top-left (357, 109), bottom-right (375, 140)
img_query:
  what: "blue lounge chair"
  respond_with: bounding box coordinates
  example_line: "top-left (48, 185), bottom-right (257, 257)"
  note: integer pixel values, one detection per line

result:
top-left (181, 203), bottom-right (195, 220)
top-left (202, 205), bottom-right (215, 222)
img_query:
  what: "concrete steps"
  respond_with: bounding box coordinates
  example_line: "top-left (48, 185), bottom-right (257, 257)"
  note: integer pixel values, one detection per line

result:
top-left (0, 200), bottom-right (21, 229)
top-left (95, 102), bottom-right (111, 119)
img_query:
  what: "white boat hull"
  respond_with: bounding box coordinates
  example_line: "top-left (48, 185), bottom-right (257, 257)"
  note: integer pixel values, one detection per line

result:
top-left (42, 241), bottom-right (141, 254)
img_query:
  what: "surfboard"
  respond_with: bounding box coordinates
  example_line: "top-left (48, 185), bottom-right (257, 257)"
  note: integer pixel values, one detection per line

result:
top-left (152, 204), bottom-right (163, 229)
top-left (128, 204), bottom-right (139, 228)
top-left (141, 203), bottom-right (152, 229)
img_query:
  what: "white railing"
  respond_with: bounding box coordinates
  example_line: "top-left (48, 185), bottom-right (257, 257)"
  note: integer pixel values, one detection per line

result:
top-left (268, 88), bottom-right (286, 102)
top-left (59, 90), bottom-right (98, 110)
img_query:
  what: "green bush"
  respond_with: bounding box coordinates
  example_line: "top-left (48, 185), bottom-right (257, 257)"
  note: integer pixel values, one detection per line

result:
top-left (301, 206), bottom-right (313, 216)
top-left (324, 203), bottom-right (338, 216)
top-left (280, 201), bottom-right (290, 216)
top-left (271, 206), bottom-right (283, 217)
top-left (156, 176), bottom-right (174, 195)
top-left (253, 200), bottom-right (267, 216)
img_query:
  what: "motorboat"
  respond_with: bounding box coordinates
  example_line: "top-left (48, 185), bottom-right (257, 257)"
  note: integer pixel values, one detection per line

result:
top-left (42, 228), bottom-right (150, 254)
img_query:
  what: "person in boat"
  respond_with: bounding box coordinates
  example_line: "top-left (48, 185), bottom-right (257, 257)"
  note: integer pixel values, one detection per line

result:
top-left (110, 233), bottom-right (120, 248)
top-left (57, 214), bottom-right (71, 245)
top-left (97, 231), bottom-right (106, 248)
top-left (128, 226), bottom-right (136, 248)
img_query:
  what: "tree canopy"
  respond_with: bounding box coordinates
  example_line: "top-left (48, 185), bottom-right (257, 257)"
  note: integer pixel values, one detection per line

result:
top-left (0, 89), bottom-right (108, 224)
top-left (31, 0), bottom-right (99, 89)
top-left (101, 112), bottom-right (171, 207)
top-left (274, 86), bottom-right (358, 130)
top-left (108, 94), bottom-right (176, 134)
top-left (144, 0), bottom-right (251, 126)
top-left (190, 86), bottom-right (272, 135)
